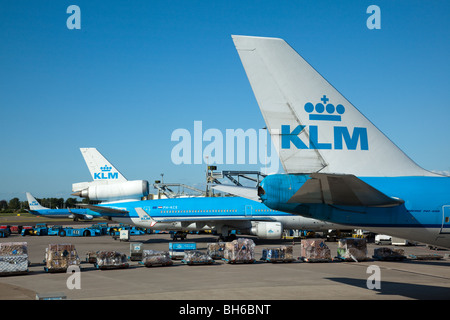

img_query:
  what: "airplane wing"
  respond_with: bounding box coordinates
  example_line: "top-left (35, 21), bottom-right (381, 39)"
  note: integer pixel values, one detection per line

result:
top-left (287, 173), bottom-right (404, 207)
top-left (76, 204), bottom-right (129, 214)
top-left (211, 185), bottom-right (261, 202)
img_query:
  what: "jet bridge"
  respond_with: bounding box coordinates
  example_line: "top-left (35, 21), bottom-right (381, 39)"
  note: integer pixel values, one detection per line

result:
top-left (153, 182), bottom-right (206, 199)
top-left (153, 168), bottom-right (267, 199)
top-left (210, 170), bottom-right (267, 188)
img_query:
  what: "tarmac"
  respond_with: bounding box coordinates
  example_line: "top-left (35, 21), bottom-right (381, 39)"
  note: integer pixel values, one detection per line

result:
top-left (0, 219), bottom-right (449, 301)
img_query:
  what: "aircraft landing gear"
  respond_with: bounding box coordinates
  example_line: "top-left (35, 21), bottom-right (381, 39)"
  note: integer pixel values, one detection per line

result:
top-left (219, 233), bottom-right (236, 242)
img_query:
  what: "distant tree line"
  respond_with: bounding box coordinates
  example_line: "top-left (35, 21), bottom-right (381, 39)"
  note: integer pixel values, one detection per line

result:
top-left (0, 197), bottom-right (92, 213)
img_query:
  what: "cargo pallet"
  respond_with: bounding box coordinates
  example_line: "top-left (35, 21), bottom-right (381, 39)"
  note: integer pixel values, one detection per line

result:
top-left (85, 252), bottom-right (97, 264)
top-left (0, 253), bottom-right (29, 276)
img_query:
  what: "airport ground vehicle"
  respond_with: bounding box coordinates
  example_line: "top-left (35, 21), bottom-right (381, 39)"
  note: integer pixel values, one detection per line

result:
top-left (90, 222), bottom-right (109, 235)
top-left (375, 234), bottom-right (392, 245)
top-left (109, 224), bottom-right (147, 237)
top-left (0, 226), bottom-right (11, 236)
top-left (9, 226), bottom-right (22, 234)
top-left (21, 223), bottom-right (48, 236)
top-left (57, 226), bottom-right (101, 237)
top-left (47, 226), bottom-right (63, 236)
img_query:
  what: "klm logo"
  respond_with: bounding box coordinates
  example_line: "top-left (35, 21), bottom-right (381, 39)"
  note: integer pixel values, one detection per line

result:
top-left (94, 165), bottom-right (118, 180)
top-left (304, 95), bottom-right (345, 122)
top-left (281, 95), bottom-right (369, 150)
top-left (30, 201), bottom-right (39, 206)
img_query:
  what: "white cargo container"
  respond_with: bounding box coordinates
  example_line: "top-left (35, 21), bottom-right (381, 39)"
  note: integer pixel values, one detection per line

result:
top-left (120, 229), bottom-right (130, 241)
top-left (391, 237), bottom-right (415, 246)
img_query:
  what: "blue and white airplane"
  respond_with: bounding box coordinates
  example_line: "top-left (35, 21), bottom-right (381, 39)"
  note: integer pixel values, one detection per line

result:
top-left (72, 151), bottom-right (348, 239)
top-left (231, 35), bottom-right (450, 248)
top-left (78, 195), bottom-right (346, 239)
top-left (26, 192), bottom-right (97, 221)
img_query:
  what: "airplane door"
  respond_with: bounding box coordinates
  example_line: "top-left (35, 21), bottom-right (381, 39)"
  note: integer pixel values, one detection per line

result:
top-left (245, 205), bottom-right (253, 217)
top-left (441, 206), bottom-right (450, 234)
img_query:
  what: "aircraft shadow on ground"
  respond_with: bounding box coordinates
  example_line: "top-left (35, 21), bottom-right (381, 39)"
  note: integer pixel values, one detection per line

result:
top-left (326, 277), bottom-right (450, 300)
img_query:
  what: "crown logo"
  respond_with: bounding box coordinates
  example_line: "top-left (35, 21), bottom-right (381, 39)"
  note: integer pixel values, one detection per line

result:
top-left (100, 165), bottom-right (112, 172)
top-left (304, 95), bottom-right (345, 121)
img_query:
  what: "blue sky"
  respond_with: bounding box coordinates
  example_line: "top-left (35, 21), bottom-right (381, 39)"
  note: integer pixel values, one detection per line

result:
top-left (0, 0), bottom-right (449, 200)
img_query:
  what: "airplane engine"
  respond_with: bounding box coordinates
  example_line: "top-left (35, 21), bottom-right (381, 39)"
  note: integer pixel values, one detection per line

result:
top-left (84, 214), bottom-right (93, 220)
top-left (250, 221), bottom-right (283, 239)
top-left (74, 180), bottom-right (149, 201)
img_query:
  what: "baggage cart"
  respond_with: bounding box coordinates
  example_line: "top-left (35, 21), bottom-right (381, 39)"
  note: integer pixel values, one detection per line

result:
top-left (261, 245), bottom-right (295, 263)
top-left (300, 239), bottom-right (332, 262)
top-left (206, 242), bottom-right (226, 259)
top-left (0, 242), bottom-right (29, 276)
top-left (140, 250), bottom-right (173, 267)
top-left (94, 251), bottom-right (129, 270)
top-left (336, 238), bottom-right (368, 262)
top-left (44, 243), bottom-right (80, 273)
top-left (373, 247), bottom-right (406, 261)
top-left (223, 238), bottom-right (255, 264)
top-left (181, 250), bottom-right (214, 265)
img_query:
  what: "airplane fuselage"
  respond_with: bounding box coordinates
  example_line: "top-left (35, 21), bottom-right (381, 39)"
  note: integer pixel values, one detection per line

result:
top-left (28, 208), bottom-right (96, 220)
top-left (98, 196), bottom-right (346, 236)
top-left (259, 174), bottom-right (450, 248)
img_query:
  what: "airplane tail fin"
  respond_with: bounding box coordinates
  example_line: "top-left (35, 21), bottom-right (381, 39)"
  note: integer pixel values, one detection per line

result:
top-left (80, 148), bottom-right (127, 183)
top-left (232, 35), bottom-right (436, 177)
top-left (26, 192), bottom-right (48, 211)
